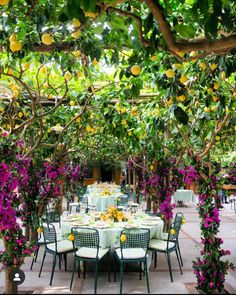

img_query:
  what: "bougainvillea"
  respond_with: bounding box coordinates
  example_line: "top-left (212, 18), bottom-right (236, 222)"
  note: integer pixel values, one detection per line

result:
top-left (192, 165), bottom-right (233, 294)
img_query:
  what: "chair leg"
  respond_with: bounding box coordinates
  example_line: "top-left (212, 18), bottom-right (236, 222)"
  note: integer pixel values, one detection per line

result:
top-left (177, 243), bottom-right (183, 266)
top-left (83, 261), bottom-right (86, 279)
top-left (166, 253), bottom-right (173, 282)
top-left (175, 249), bottom-right (183, 275)
top-left (50, 254), bottom-right (57, 285)
top-left (64, 254), bottom-right (67, 271)
top-left (35, 245), bottom-right (40, 262)
top-left (120, 262), bottom-right (124, 295)
top-left (94, 261), bottom-right (98, 294)
top-left (59, 254), bottom-right (61, 270)
top-left (144, 260), bottom-right (150, 293)
top-left (108, 253), bottom-right (111, 282)
top-left (154, 252), bottom-right (157, 269)
top-left (39, 250), bottom-right (46, 277)
top-left (70, 259), bottom-right (76, 290)
top-left (139, 262), bottom-right (142, 280)
top-left (78, 260), bottom-right (81, 278)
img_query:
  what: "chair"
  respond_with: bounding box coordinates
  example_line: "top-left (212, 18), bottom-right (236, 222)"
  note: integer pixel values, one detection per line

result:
top-left (114, 228), bottom-right (150, 294)
top-left (148, 222), bottom-right (182, 282)
top-left (39, 223), bottom-right (75, 285)
top-left (45, 207), bottom-right (61, 228)
top-left (68, 202), bottom-right (80, 215)
top-left (30, 212), bottom-right (46, 270)
top-left (70, 227), bottom-right (110, 294)
top-left (117, 194), bottom-right (129, 211)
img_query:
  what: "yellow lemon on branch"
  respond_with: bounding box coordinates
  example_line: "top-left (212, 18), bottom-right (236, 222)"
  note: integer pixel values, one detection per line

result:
top-left (0, 0), bottom-right (10, 5)
top-left (10, 40), bottom-right (22, 52)
top-left (165, 69), bottom-right (175, 78)
top-left (131, 65), bottom-right (141, 76)
top-left (42, 33), bottom-right (53, 45)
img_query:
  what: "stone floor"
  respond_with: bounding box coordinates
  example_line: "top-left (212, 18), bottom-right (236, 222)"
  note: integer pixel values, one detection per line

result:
top-left (0, 202), bottom-right (236, 294)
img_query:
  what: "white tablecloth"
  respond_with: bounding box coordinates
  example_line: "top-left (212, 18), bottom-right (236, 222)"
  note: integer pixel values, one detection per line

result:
top-left (61, 218), bottom-right (163, 250)
top-left (173, 189), bottom-right (196, 202)
top-left (87, 195), bottom-right (119, 212)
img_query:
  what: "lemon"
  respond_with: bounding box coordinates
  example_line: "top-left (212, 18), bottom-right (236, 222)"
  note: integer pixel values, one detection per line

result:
top-left (85, 11), bottom-right (97, 18)
top-left (207, 88), bottom-right (213, 94)
top-left (181, 218), bottom-right (186, 224)
top-left (68, 234), bottom-right (75, 241)
top-left (172, 63), bottom-right (182, 69)
top-left (10, 40), bottom-right (22, 52)
top-left (0, 0), bottom-right (10, 5)
top-left (210, 63), bottom-right (218, 71)
top-left (150, 165), bottom-right (154, 171)
top-left (211, 105), bottom-right (217, 112)
top-left (225, 106), bottom-right (230, 114)
top-left (170, 229), bottom-right (176, 235)
top-left (92, 58), bottom-right (98, 66)
top-left (177, 94), bottom-right (186, 102)
top-left (166, 97), bottom-right (174, 106)
top-left (48, 94), bottom-right (53, 99)
top-left (70, 100), bottom-right (75, 106)
top-left (37, 227), bottom-right (43, 234)
top-left (120, 234), bottom-right (127, 243)
top-left (7, 68), bottom-right (13, 75)
top-left (233, 92), bottom-right (236, 97)
top-left (18, 112), bottom-right (23, 118)
top-left (120, 107), bottom-right (126, 114)
top-left (77, 71), bottom-right (83, 78)
top-left (212, 96), bottom-right (218, 102)
top-left (215, 135), bottom-right (220, 141)
top-left (42, 33), bottom-right (53, 45)
top-left (204, 106), bottom-right (210, 113)
top-left (165, 69), bottom-right (175, 78)
top-left (131, 65), bottom-right (141, 76)
top-left (13, 90), bottom-right (19, 97)
top-left (72, 18), bottom-right (81, 28)
top-left (9, 33), bottom-right (16, 42)
top-left (40, 65), bottom-right (47, 75)
top-left (22, 62), bottom-right (30, 70)
top-left (213, 82), bottom-right (220, 90)
top-left (221, 71), bottom-right (226, 80)
top-left (199, 62), bottom-right (207, 70)
top-left (176, 51), bottom-right (185, 57)
top-left (234, 126), bottom-right (236, 131)
top-left (74, 50), bottom-right (81, 58)
top-left (150, 55), bottom-right (157, 62)
top-left (179, 75), bottom-right (188, 84)
top-left (190, 51), bottom-right (197, 57)
top-left (128, 131), bottom-right (132, 136)
top-left (64, 71), bottom-right (72, 81)
top-left (72, 30), bottom-right (81, 38)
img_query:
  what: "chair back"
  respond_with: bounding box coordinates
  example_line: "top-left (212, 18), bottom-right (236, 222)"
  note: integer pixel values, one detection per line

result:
top-left (71, 227), bottom-right (99, 257)
top-left (120, 228), bottom-right (150, 258)
top-left (42, 223), bottom-right (57, 250)
top-left (166, 222), bottom-right (180, 250)
top-left (31, 212), bottom-right (42, 241)
top-left (117, 195), bottom-right (129, 208)
top-left (174, 212), bottom-right (183, 228)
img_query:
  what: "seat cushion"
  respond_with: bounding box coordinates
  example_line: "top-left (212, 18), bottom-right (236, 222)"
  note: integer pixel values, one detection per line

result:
top-left (149, 239), bottom-right (175, 251)
top-left (47, 240), bottom-right (74, 253)
top-left (116, 248), bottom-right (146, 260)
top-left (75, 247), bottom-right (109, 259)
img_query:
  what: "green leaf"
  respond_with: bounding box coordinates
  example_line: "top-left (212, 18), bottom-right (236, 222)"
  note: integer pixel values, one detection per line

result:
top-left (174, 106), bottom-right (189, 125)
top-left (204, 14), bottom-right (218, 38)
top-left (174, 24), bottom-right (196, 39)
top-left (144, 13), bottom-right (153, 34)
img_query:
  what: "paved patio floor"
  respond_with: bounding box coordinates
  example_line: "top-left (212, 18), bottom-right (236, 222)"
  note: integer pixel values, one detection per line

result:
top-left (0, 202), bottom-right (236, 294)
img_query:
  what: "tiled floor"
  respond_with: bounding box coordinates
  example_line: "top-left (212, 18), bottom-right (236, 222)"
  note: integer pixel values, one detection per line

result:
top-left (0, 203), bottom-right (236, 294)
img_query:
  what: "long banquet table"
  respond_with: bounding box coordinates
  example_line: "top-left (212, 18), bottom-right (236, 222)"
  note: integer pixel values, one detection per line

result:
top-left (173, 189), bottom-right (196, 203)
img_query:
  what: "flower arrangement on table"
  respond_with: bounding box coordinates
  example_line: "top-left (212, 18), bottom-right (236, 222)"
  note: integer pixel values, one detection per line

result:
top-left (100, 206), bottom-right (127, 222)
top-left (99, 189), bottom-right (112, 196)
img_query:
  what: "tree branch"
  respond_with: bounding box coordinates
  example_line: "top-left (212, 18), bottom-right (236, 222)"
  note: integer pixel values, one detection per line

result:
top-left (108, 7), bottom-right (150, 47)
top-left (145, 0), bottom-right (236, 55)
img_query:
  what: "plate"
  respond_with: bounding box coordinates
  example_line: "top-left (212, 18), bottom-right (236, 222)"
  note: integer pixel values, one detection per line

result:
top-left (141, 221), bottom-right (160, 226)
top-left (145, 216), bottom-right (161, 221)
top-left (71, 221), bottom-right (90, 226)
top-left (94, 222), bottom-right (110, 229)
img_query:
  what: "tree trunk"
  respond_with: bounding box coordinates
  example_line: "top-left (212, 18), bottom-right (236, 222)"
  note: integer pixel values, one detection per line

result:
top-left (4, 267), bottom-right (18, 294)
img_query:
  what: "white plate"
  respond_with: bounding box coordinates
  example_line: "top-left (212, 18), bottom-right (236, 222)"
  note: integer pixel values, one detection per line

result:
top-left (145, 216), bottom-right (161, 221)
top-left (141, 221), bottom-right (160, 226)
